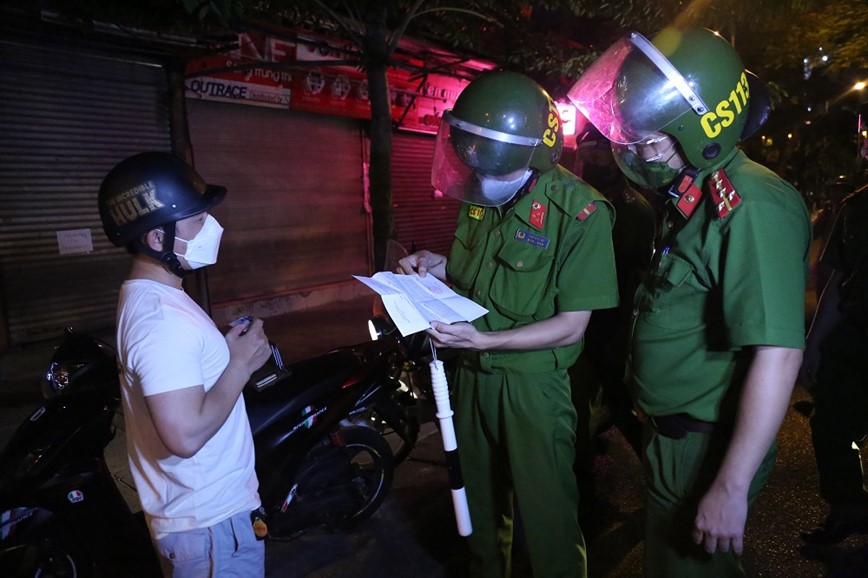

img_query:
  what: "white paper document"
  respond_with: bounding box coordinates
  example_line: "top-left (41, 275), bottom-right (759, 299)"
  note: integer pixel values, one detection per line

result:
top-left (354, 272), bottom-right (488, 337)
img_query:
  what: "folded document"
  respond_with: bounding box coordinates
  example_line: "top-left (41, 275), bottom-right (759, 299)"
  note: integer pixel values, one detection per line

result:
top-left (354, 272), bottom-right (488, 337)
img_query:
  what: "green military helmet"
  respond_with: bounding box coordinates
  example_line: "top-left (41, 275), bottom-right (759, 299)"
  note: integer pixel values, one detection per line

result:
top-left (432, 71), bottom-right (563, 205)
top-left (569, 27), bottom-right (769, 176)
top-left (650, 27), bottom-right (750, 168)
top-left (448, 71), bottom-right (563, 175)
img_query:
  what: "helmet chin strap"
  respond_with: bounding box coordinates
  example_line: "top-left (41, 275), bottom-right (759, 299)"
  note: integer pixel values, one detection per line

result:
top-left (160, 253), bottom-right (192, 278)
top-left (139, 221), bottom-right (191, 278)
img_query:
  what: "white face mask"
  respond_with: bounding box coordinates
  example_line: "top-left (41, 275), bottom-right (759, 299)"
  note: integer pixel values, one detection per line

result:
top-left (470, 169), bottom-right (533, 206)
top-left (175, 215), bottom-right (224, 269)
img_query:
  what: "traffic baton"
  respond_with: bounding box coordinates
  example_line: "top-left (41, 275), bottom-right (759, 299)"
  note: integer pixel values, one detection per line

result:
top-left (429, 355), bottom-right (472, 536)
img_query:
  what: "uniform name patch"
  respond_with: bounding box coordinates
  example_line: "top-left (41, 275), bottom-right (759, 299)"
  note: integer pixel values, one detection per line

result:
top-left (515, 229), bottom-right (550, 249)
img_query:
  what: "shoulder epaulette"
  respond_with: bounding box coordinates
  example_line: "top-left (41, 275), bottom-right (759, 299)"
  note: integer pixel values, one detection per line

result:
top-left (708, 169), bottom-right (742, 220)
top-left (576, 202), bottom-right (597, 221)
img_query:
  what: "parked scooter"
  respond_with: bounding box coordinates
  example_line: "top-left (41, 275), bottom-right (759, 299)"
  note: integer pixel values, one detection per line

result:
top-left (0, 323), bottom-right (406, 575)
top-left (346, 239), bottom-right (442, 465)
top-left (354, 312), bottom-right (438, 465)
top-left (0, 328), bottom-right (159, 577)
top-left (246, 336), bottom-right (396, 538)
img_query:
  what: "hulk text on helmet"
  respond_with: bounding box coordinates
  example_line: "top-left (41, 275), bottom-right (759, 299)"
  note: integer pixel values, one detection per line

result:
top-left (567, 27), bottom-right (770, 191)
top-left (431, 71), bottom-right (563, 206)
top-left (98, 152), bottom-right (226, 278)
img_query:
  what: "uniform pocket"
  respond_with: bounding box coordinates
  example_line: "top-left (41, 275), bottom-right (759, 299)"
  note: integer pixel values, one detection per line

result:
top-left (653, 252), bottom-right (693, 289)
top-left (489, 238), bottom-right (554, 321)
top-left (638, 252), bottom-right (704, 330)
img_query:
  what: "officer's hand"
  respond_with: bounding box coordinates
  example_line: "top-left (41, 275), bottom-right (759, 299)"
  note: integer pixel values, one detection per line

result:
top-left (397, 250), bottom-right (446, 278)
top-left (427, 321), bottom-right (483, 350)
top-left (691, 486), bottom-right (748, 556)
top-left (225, 318), bottom-right (272, 375)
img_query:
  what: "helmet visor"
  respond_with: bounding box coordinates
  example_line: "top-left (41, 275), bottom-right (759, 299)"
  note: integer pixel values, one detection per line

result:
top-left (567, 33), bottom-right (707, 145)
top-left (431, 112), bottom-right (535, 206)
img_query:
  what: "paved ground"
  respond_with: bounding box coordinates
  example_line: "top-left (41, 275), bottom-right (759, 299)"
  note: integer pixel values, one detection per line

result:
top-left (3, 294), bottom-right (868, 577)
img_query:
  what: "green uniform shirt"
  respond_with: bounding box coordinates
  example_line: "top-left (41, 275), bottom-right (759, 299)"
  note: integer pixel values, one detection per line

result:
top-left (630, 150), bottom-right (811, 422)
top-left (446, 165), bottom-right (619, 374)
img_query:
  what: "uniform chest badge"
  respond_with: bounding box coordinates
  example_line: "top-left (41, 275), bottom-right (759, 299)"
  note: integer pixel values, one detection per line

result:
top-left (515, 228), bottom-right (550, 249)
top-left (529, 199), bottom-right (546, 229)
top-left (468, 205), bottom-right (485, 220)
top-left (708, 169), bottom-right (741, 219)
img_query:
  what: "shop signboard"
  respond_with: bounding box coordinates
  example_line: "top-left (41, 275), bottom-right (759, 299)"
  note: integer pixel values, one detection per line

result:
top-left (185, 30), bottom-right (489, 134)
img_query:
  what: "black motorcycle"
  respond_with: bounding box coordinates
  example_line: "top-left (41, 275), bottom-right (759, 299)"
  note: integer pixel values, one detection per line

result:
top-left (246, 336), bottom-right (396, 538)
top-left (348, 239), bottom-right (443, 465)
top-left (352, 313), bottom-right (439, 465)
top-left (0, 324), bottom-right (407, 575)
top-left (0, 329), bottom-right (158, 577)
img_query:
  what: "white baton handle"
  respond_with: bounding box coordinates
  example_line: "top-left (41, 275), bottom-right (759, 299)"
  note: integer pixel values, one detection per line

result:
top-left (429, 359), bottom-right (472, 536)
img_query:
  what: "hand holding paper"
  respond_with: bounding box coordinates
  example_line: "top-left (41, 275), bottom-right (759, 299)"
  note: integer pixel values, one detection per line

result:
top-left (354, 272), bottom-right (487, 337)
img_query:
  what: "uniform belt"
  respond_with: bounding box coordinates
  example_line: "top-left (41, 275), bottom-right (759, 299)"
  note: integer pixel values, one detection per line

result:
top-left (647, 413), bottom-right (718, 439)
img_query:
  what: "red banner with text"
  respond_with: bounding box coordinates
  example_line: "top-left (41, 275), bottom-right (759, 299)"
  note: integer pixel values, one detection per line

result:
top-left (185, 31), bottom-right (491, 134)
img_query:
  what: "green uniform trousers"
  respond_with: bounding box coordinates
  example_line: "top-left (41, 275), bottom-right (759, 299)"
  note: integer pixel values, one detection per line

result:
top-left (454, 363), bottom-right (586, 578)
top-left (643, 427), bottom-right (775, 577)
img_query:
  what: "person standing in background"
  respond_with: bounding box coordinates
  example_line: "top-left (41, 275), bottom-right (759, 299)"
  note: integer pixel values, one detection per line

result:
top-left (800, 183), bottom-right (868, 545)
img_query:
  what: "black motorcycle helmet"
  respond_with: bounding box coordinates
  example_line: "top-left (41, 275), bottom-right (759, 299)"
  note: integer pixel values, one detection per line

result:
top-left (98, 152), bottom-right (226, 277)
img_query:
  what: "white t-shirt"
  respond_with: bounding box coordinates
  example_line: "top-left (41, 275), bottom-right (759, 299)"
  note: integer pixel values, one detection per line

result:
top-left (116, 279), bottom-right (260, 539)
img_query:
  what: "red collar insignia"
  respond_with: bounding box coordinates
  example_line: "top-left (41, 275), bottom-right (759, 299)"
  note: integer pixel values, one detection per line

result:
top-left (529, 199), bottom-right (546, 229)
top-left (672, 172), bottom-right (704, 218)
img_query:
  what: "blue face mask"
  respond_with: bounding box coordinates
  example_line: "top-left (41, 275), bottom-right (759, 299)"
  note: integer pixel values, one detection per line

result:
top-left (612, 144), bottom-right (681, 190)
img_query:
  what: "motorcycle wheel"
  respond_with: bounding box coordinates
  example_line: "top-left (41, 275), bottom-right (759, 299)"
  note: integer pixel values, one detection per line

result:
top-left (269, 425), bottom-right (394, 537)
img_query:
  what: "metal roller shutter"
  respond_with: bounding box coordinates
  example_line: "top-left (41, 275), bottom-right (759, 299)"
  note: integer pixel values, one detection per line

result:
top-left (391, 132), bottom-right (459, 256)
top-left (0, 39), bottom-right (171, 345)
top-left (185, 100), bottom-right (369, 308)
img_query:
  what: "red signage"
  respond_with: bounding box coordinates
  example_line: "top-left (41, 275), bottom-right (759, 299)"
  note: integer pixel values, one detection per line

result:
top-left (185, 31), bottom-right (491, 134)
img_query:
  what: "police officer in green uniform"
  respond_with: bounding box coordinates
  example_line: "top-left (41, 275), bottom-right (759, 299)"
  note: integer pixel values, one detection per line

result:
top-left (568, 27), bottom-right (812, 576)
top-left (801, 183), bottom-right (868, 544)
top-left (398, 71), bottom-right (618, 578)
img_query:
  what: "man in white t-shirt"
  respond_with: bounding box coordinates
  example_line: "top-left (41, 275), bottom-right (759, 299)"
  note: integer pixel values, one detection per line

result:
top-left (98, 152), bottom-right (272, 577)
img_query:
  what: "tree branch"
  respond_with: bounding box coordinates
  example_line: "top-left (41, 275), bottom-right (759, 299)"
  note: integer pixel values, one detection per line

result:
top-left (387, 3), bottom-right (499, 57)
top-left (313, 0), bottom-right (365, 46)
